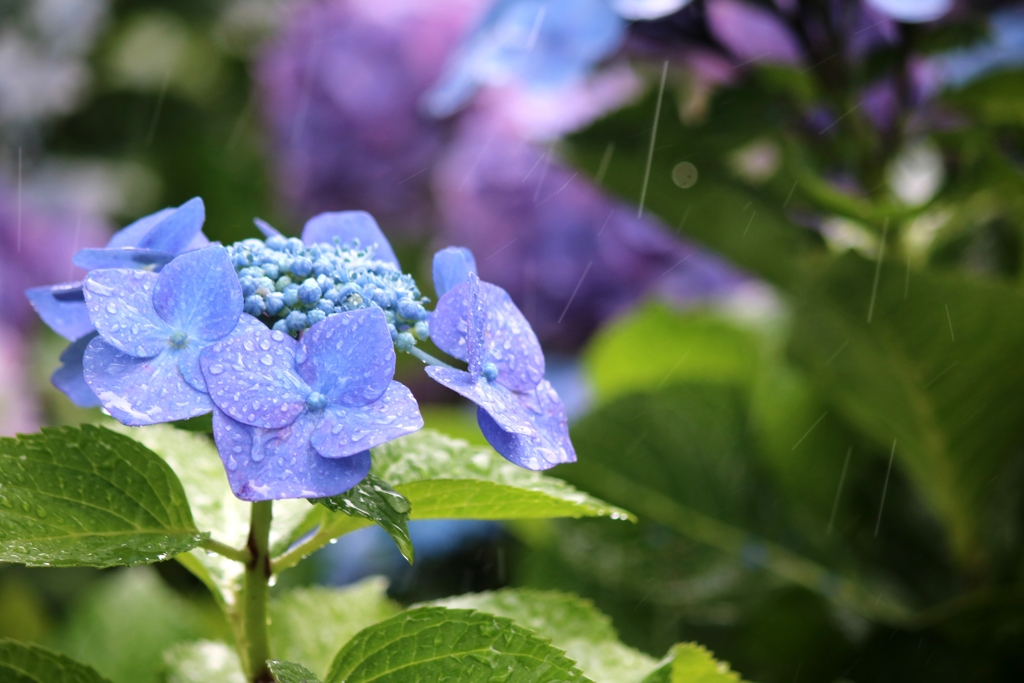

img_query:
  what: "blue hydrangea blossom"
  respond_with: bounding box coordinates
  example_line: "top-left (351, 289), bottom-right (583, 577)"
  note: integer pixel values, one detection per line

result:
top-left (200, 308), bottom-right (423, 501)
top-left (26, 197), bottom-right (208, 407)
top-left (82, 245), bottom-right (261, 425)
top-left (425, 256), bottom-right (576, 470)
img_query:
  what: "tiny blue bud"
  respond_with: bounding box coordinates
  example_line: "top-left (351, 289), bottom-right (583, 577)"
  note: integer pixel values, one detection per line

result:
top-left (266, 292), bottom-right (286, 315)
top-left (394, 332), bottom-right (415, 352)
top-left (239, 277), bottom-right (258, 296)
top-left (306, 391), bottom-right (328, 411)
top-left (286, 310), bottom-right (308, 332)
top-left (266, 235), bottom-right (288, 251)
top-left (286, 238), bottom-right (305, 254)
top-left (275, 275), bottom-right (292, 290)
top-left (231, 252), bottom-right (250, 268)
top-left (261, 262), bottom-right (280, 280)
top-left (482, 362), bottom-right (499, 382)
top-left (413, 321), bottom-right (430, 341)
top-left (397, 299), bottom-right (422, 321)
top-left (307, 309), bottom-right (327, 325)
top-left (283, 284), bottom-right (300, 307)
top-left (316, 299), bottom-right (335, 314)
top-left (387, 323), bottom-right (398, 339)
top-left (169, 330), bottom-right (189, 348)
top-left (298, 278), bottom-right (322, 304)
top-left (272, 319), bottom-right (289, 332)
top-left (244, 294), bottom-right (266, 316)
top-left (291, 256), bottom-right (313, 278)
top-left (372, 288), bottom-right (396, 308)
top-left (255, 277), bottom-right (275, 293)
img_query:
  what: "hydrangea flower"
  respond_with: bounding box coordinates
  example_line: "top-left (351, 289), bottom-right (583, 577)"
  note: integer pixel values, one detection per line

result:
top-left (26, 197), bottom-right (208, 407)
top-left (82, 245), bottom-right (261, 425)
top-left (200, 308), bottom-right (423, 501)
top-left (424, 254), bottom-right (575, 470)
top-left (424, 0), bottom-right (691, 116)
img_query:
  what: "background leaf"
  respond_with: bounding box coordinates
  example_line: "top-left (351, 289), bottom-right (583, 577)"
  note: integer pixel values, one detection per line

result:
top-left (0, 639), bottom-right (112, 683)
top-left (641, 643), bottom-right (745, 683)
top-left (161, 641), bottom-right (244, 683)
top-left (431, 588), bottom-right (660, 683)
top-left (269, 577), bottom-right (400, 680)
top-left (324, 606), bottom-right (592, 683)
top-left (0, 426), bottom-right (205, 568)
top-left (113, 424), bottom-right (310, 606)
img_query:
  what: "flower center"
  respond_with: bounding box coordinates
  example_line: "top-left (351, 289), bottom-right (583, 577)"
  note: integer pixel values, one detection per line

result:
top-left (169, 330), bottom-right (188, 348)
top-left (305, 391), bottom-right (328, 411)
top-left (482, 362), bottom-right (499, 382)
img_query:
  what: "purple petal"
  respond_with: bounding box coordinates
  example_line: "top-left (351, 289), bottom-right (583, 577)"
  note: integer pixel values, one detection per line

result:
top-left (178, 315), bottom-right (265, 391)
top-left (136, 197), bottom-right (206, 254)
top-left (865, 0), bottom-right (952, 23)
top-left (83, 337), bottom-right (212, 426)
top-left (432, 278), bottom-right (544, 391)
top-left (611, 0), bottom-right (692, 20)
top-left (83, 270), bottom-right (171, 358)
top-left (297, 308), bottom-right (394, 405)
top-left (106, 208), bottom-right (176, 249)
top-left (706, 0), bottom-right (804, 66)
top-left (301, 211), bottom-right (399, 267)
top-left (213, 410), bottom-right (372, 501)
top-left (73, 247), bottom-right (175, 271)
top-left (26, 285), bottom-right (94, 341)
top-left (52, 333), bottom-right (100, 408)
top-left (477, 381), bottom-right (576, 470)
top-left (152, 246), bottom-right (243, 340)
top-left (254, 217), bottom-right (282, 238)
top-left (432, 247), bottom-right (477, 298)
top-left (200, 325), bottom-right (308, 428)
top-left (310, 382), bottom-right (423, 458)
top-left (424, 366), bottom-right (535, 436)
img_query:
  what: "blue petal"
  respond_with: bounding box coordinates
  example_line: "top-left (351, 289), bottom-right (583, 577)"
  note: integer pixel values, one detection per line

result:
top-left (432, 247), bottom-right (477, 298)
top-left (310, 382), bottom-right (423, 458)
top-left (83, 270), bottom-right (171, 357)
top-left (83, 337), bottom-right (212, 426)
top-left (178, 315), bottom-right (265, 391)
top-left (106, 208), bottom-right (175, 249)
top-left (152, 246), bottom-right (243, 340)
top-left (297, 308), bottom-right (394, 406)
top-left (477, 381), bottom-right (576, 470)
top-left (610, 0), bottom-right (691, 20)
top-left (200, 325), bottom-right (308, 428)
top-left (301, 211), bottom-right (399, 267)
top-left (73, 247), bottom-right (174, 271)
top-left (424, 366), bottom-right (535, 436)
top-left (26, 285), bottom-right (94, 341)
top-left (136, 197), bottom-right (207, 254)
top-left (212, 410), bottom-right (372, 501)
top-left (431, 278), bottom-right (544, 391)
top-left (254, 218), bottom-right (282, 238)
top-left (865, 0), bottom-right (952, 23)
top-left (52, 333), bottom-right (100, 408)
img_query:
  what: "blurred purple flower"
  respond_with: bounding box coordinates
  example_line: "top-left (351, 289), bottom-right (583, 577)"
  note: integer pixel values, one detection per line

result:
top-left (865, 0), bottom-right (953, 24)
top-left (257, 0), bottom-right (484, 235)
top-left (0, 179), bottom-right (108, 332)
top-left (432, 119), bottom-right (745, 349)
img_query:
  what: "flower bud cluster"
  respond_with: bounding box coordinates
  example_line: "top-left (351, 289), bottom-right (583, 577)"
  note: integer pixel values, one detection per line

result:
top-left (225, 236), bottom-right (430, 346)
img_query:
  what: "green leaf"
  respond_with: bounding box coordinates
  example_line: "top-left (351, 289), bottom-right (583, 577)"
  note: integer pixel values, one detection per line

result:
top-left (0, 425), bottom-right (205, 568)
top-left (162, 641), bottom-right (244, 683)
top-left (52, 567), bottom-right (214, 683)
top-left (584, 304), bottom-right (761, 404)
top-left (431, 589), bottom-right (659, 683)
top-left (324, 607), bottom-right (591, 683)
top-left (269, 577), bottom-right (401, 680)
top-left (276, 430), bottom-right (630, 572)
top-left (789, 253), bottom-right (1024, 563)
top-left (0, 639), bottom-right (112, 683)
top-left (641, 643), bottom-right (746, 683)
top-left (564, 384), bottom-right (910, 623)
top-left (313, 475), bottom-right (413, 563)
top-left (110, 424), bottom-right (310, 606)
top-left (268, 661), bottom-right (322, 683)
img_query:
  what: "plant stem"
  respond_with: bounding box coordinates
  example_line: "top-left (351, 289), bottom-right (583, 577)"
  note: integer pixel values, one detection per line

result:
top-left (241, 500), bottom-right (274, 683)
top-left (201, 537), bottom-right (251, 564)
top-left (407, 345), bottom-right (457, 369)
